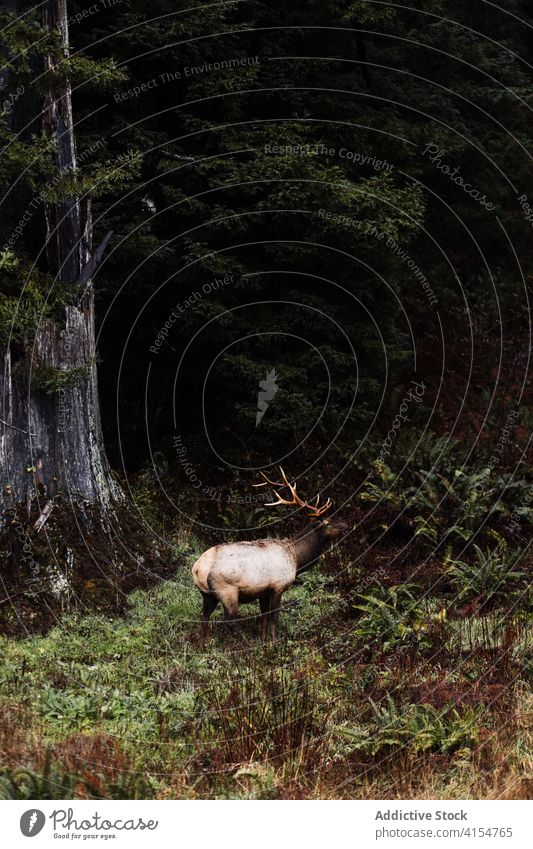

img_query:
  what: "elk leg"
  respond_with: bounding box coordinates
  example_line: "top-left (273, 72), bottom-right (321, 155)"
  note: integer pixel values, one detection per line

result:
top-left (219, 587), bottom-right (240, 634)
top-left (269, 590), bottom-right (283, 641)
top-left (200, 591), bottom-right (219, 636)
top-left (259, 593), bottom-right (270, 641)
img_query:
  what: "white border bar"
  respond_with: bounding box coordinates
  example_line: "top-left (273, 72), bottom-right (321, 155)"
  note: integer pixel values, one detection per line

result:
top-left (3, 799), bottom-right (532, 848)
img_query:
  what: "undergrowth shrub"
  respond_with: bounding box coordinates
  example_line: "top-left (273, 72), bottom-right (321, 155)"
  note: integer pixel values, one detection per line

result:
top-left (352, 582), bottom-right (444, 654)
top-left (358, 435), bottom-right (532, 554)
top-left (197, 667), bottom-right (329, 770)
top-left (338, 696), bottom-right (483, 756)
top-left (0, 747), bottom-right (154, 800)
top-left (447, 545), bottom-right (525, 603)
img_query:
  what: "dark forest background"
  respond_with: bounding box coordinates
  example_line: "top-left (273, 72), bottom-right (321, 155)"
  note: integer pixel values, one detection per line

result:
top-left (2, 0), bottom-right (532, 482)
top-left (63, 0), bottom-right (533, 477)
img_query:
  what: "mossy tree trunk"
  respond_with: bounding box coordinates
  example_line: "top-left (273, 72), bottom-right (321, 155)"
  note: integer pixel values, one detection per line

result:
top-left (0, 0), bottom-right (120, 520)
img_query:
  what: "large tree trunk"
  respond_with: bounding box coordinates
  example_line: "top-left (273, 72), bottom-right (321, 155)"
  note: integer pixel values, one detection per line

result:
top-left (0, 0), bottom-right (120, 520)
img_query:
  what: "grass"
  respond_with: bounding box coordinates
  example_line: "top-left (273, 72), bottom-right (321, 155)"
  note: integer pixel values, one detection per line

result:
top-left (0, 540), bottom-right (531, 799)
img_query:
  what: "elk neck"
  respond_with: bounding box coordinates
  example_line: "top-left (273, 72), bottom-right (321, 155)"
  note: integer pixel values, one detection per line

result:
top-left (288, 523), bottom-right (327, 574)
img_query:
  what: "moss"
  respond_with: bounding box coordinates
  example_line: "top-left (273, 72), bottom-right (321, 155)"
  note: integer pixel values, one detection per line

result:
top-left (0, 252), bottom-right (99, 393)
top-left (0, 287), bottom-right (50, 347)
top-left (0, 251), bottom-right (76, 346)
top-left (30, 357), bottom-right (98, 394)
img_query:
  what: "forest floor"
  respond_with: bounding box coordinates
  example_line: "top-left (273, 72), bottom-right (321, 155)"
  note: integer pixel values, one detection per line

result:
top-left (0, 486), bottom-right (531, 799)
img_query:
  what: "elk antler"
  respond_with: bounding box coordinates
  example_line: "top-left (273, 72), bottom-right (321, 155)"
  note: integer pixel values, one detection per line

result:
top-left (254, 467), bottom-right (332, 518)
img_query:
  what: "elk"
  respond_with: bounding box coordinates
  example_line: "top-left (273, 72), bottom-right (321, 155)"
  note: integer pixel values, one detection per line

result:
top-left (191, 469), bottom-right (348, 640)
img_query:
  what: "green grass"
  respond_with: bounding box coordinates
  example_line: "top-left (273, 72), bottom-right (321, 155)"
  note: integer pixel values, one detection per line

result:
top-left (0, 550), bottom-right (531, 799)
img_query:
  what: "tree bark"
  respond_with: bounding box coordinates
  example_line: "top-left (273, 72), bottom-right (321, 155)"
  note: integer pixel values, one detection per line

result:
top-left (0, 0), bottom-right (120, 519)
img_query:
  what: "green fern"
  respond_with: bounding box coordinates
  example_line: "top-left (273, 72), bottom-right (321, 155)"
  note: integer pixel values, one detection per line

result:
top-left (447, 545), bottom-right (525, 603)
top-left (352, 583), bottom-right (437, 653)
top-left (338, 698), bottom-right (482, 755)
